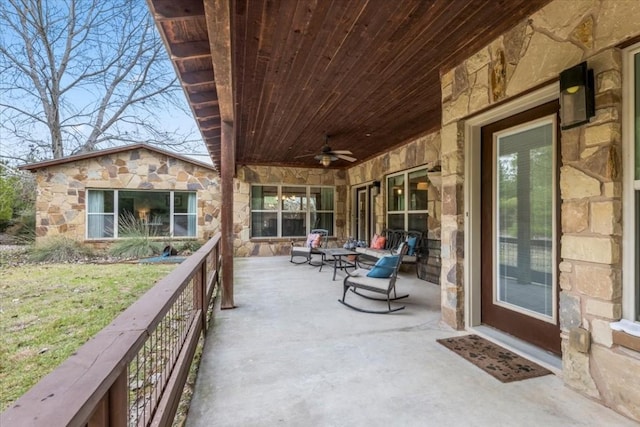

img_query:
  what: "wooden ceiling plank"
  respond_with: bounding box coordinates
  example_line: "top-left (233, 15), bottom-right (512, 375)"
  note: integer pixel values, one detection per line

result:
top-left (188, 90), bottom-right (219, 105)
top-left (344, 0), bottom-right (536, 129)
top-left (195, 105), bottom-right (220, 117)
top-left (269, 0), bottom-right (410, 158)
top-left (249, 1), bottom-right (335, 162)
top-left (170, 40), bottom-right (211, 59)
top-left (181, 69), bottom-right (215, 86)
top-left (152, 0), bottom-right (552, 168)
top-left (150, 0), bottom-right (204, 19)
top-left (280, 1), bottom-right (422, 153)
top-left (252, 0), bottom-right (362, 158)
top-left (242, 0), bottom-right (306, 162)
top-left (296, 1), bottom-right (494, 157)
top-left (253, 0), bottom-right (356, 160)
top-left (232, 0), bottom-right (267, 157)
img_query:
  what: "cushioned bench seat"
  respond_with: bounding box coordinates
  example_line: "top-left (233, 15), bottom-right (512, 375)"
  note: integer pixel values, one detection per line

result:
top-left (355, 247), bottom-right (417, 264)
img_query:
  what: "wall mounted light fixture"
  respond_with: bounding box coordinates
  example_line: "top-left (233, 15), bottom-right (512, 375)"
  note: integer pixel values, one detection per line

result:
top-left (559, 61), bottom-right (595, 130)
top-left (371, 180), bottom-right (381, 196)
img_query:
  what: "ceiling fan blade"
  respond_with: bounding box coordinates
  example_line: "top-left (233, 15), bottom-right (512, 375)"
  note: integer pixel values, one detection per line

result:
top-left (330, 150), bottom-right (353, 155)
top-left (294, 153), bottom-right (317, 159)
top-left (336, 154), bottom-right (357, 162)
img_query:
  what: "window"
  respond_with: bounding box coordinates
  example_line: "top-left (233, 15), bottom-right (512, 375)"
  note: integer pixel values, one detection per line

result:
top-left (87, 190), bottom-right (197, 239)
top-left (386, 167), bottom-right (429, 232)
top-left (623, 44), bottom-right (640, 322)
top-left (251, 185), bottom-right (335, 237)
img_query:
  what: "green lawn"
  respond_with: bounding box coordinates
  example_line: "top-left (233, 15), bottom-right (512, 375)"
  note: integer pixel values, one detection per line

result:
top-left (0, 262), bottom-right (176, 410)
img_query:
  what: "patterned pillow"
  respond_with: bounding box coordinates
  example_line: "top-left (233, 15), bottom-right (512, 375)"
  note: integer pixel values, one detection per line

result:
top-left (306, 233), bottom-right (322, 248)
top-left (369, 233), bottom-right (380, 248)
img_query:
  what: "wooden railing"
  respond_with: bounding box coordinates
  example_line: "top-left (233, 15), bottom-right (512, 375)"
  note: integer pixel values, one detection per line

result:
top-left (1, 233), bottom-right (222, 427)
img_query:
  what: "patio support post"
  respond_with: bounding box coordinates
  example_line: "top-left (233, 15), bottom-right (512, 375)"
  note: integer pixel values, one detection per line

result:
top-left (220, 120), bottom-right (235, 309)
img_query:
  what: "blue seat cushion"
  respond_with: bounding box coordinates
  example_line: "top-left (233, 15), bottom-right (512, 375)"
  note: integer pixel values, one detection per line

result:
top-left (367, 255), bottom-right (399, 278)
top-left (406, 236), bottom-right (418, 256)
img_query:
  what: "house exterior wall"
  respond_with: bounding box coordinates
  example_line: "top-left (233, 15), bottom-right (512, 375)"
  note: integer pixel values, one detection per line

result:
top-left (347, 131), bottom-right (441, 240)
top-left (232, 165), bottom-right (347, 256)
top-left (31, 148), bottom-right (220, 245)
top-left (439, 0), bottom-right (640, 421)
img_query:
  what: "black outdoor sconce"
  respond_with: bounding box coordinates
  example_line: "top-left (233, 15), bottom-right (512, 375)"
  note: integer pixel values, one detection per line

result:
top-left (371, 180), bottom-right (381, 196)
top-left (559, 61), bottom-right (595, 130)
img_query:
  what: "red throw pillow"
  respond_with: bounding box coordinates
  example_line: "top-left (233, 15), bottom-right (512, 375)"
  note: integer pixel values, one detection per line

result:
top-left (370, 234), bottom-right (380, 248)
top-left (372, 236), bottom-right (386, 249)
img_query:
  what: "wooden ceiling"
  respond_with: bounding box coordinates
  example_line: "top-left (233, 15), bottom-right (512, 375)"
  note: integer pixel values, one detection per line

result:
top-left (148, 0), bottom-right (552, 169)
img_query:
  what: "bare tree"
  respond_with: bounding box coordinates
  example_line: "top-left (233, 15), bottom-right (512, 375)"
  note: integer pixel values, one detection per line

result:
top-left (0, 0), bottom-right (197, 161)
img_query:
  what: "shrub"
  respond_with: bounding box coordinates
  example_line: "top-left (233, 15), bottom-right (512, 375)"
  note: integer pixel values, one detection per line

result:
top-left (30, 236), bottom-right (94, 263)
top-left (9, 207), bottom-right (36, 244)
top-left (177, 240), bottom-right (202, 254)
top-left (109, 238), bottom-right (163, 258)
top-left (109, 212), bottom-right (162, 258)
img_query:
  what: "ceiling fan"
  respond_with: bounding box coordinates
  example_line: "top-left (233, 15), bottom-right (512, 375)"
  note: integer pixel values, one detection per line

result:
top-left (297, 135), bottom-right (357, 167)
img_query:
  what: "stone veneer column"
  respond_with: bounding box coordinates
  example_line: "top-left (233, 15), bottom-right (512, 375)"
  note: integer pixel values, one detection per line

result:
top-left (439, 120), bottom-right (465, 329)
top-left (558, 49), bottom-right (627, 402)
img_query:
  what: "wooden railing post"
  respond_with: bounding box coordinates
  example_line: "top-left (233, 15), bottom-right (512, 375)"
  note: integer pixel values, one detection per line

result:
top-left (109, 370), bottom-right (128, 427)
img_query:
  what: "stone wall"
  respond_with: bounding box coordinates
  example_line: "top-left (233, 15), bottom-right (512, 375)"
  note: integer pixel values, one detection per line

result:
top-left (233, 134), bottom-right (442, 258)
top-left (439, 0), bottom-right (640, 421)
top-left (347, 132), bottom-right (441, 239)
top-left (31, 147), bottom-right (220, 245)
top-left (233, 165), bottom-right (347, 256)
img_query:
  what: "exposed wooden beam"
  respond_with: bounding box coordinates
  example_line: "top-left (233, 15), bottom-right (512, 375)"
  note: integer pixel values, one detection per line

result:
top-left (204, 0), bottom-right (234, 122)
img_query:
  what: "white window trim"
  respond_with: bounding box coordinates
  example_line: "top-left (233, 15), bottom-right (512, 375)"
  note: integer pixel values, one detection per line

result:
top-left (85, 189), bottom-right (198, 240)
top-left (386, 165), bottom-right (430, 230)
top-left (622, 43), bottom-right (640, 322)
top-left (250, 184), bottom-right (336, 238)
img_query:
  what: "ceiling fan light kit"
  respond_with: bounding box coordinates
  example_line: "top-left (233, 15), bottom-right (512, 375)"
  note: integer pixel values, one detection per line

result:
top-left (296, 134), bottom-right (357, 167)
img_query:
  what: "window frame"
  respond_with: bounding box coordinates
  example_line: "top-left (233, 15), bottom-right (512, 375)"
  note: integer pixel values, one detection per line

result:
top-left (386, 166), bottom-right (430, 232)
top-left (623, 43), bottom-right (640, 322)
top-left (85, 189), bottom-right (198, 240)
top-left (250, 184), bottom-right (336, 238)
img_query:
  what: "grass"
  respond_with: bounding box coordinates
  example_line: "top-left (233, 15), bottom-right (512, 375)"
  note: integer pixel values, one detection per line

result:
top-left (0, 262), bottom-right (176, 410)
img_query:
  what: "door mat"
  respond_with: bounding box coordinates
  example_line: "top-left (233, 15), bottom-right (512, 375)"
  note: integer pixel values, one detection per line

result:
top-left (437, 334), bottom-right (552, 383)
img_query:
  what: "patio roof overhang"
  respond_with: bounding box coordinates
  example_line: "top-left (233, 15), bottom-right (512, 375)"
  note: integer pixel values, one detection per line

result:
top-left (147, 0), bottom-right (552, 170)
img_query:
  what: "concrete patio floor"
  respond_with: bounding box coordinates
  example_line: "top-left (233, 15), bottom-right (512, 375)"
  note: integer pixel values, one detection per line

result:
top-left (186, 256), bottom-right (637, 427)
